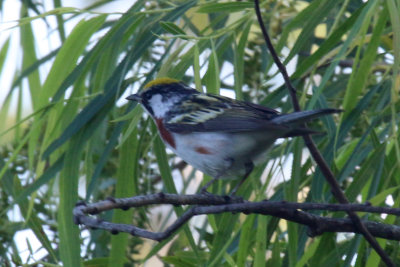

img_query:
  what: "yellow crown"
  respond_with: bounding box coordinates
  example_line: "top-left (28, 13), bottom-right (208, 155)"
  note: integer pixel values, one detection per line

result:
top-left (144, 77), bottom-right (179, 89)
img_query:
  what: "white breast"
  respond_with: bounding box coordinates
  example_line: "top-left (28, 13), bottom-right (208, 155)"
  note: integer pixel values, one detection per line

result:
top-left (171, 132), bottom-right (233, 178)
top-left (168, 131), bottom-right (276, 178)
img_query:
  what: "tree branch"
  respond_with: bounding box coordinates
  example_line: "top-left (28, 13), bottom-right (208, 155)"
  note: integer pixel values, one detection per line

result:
top-left (73, 193), bottom-right (400, 242)
top-left (253, 1), bottom-right (394, 266)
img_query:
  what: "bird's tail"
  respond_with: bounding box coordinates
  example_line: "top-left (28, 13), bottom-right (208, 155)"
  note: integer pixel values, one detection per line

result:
top-left (271, 108), bottom-right (342, 125)
top-left (271, 108), bottom-right (342, 137)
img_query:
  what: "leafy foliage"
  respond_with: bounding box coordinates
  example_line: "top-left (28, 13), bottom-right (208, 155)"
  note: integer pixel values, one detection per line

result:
top-left (0, 0), bottom-right (399, 266)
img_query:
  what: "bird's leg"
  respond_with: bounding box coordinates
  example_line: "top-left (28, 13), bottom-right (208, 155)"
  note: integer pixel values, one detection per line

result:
top-left (230, 162), bottom-right (254, 196)
top-left (200, 176), bottom-right (220, 194)
top-left (200, 157), bottom-right (234, 194)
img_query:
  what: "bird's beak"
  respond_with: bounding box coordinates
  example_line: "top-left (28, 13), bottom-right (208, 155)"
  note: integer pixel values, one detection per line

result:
top-left (126, 94), bottom-right (141, 102)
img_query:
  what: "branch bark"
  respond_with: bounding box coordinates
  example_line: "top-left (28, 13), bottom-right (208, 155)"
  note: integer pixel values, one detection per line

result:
top-left (73, 193), bottom-right (400, 242)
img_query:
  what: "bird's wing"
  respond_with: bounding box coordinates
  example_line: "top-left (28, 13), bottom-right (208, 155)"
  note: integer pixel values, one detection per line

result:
top-left (164, 94), bottom-right (289, 133)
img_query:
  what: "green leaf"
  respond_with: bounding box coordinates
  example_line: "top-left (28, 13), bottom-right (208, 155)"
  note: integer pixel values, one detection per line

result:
top-left (197, 2), bottom-right (253, 13)
top-left (4, 175), bottom-right (58, 262)
top-left (58, 135), bottom-right (84, 267)
top-left (207, 219), bottom-right (240, 266)
top-left (254, 215), bottom-right (268, 267)
top-left (236, 214), bottom-right (256, 266)
top-left (345, 143), bottom-right (385, 201)
top-left (204, 39), bottom-right (220, 94)
top-left (116, 105), bottom-right (143, 147)
top-left (20, 5), bottom-right (41, 109)
top-left (40, 15), bottom-right (107, 107)
top-left (108, 129), bottom-right (138, 267)
top-left (284, 0), bottom-right (339, 65)
top-left (306, 0), bottom-right (380, 110)
top-left (233, 21), bottom-right (251, 100)
top-left (286, 139), bottom-right (301, 267)
top-left (15, 7), bottom-right (81, 28)
top-left (163, 251), bottom-right (208, 266)
top-left (292, 4), bottom-right (365, 79)
top-left (342, 6), bottom-right (388, 114)
top-left (0, 38), bottom-right (10, 81)
top-left (43, 1), bottom-right (196, 159)
top-left (193, 43), bottom-right (202, 90)
top-left (369, 186), bottom-right (400, 206)
top-left (160, 21), bottom-right (187, 36)
top-left (10, 155), bottom-right (64, 208)
top-left (296, 238), bottom-right (321, 267)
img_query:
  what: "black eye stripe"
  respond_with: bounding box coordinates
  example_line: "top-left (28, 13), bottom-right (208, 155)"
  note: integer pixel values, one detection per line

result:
top-left (140, 83), bottom-right (198, 104)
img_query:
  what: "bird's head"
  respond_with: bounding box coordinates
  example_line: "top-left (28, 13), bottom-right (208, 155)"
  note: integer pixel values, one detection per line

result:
top-left (126, 78), bottom-right (198, 118)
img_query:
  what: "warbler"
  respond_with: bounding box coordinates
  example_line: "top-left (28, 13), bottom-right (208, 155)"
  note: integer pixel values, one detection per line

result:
top-left (126, 78), bottom-right (340, 193)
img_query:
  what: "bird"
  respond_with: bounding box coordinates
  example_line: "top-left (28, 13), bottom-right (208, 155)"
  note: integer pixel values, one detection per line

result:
top-left (126, 77), bottom-right (341, 194)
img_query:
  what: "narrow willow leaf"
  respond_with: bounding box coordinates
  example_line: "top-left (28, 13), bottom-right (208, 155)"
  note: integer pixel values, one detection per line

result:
top-left (0, 124), bottom-right (36, 181)
top-left (345, 143), bottom-right (385, 201)
top-left (286, 139), bottom-right (301, 267)
top-left (157, 41), bottom-right (185, 78)
top-left (0, 87), bottom-right (12, 136)
top-left (276, 0), bottom-right (322, 53)
top-left (167, 39), bottom-right (208, 79)
top-left (308, 234), bottom-right (338, 265)
top-left (193, 43), bottom-right (202, 90)
top-left (85, 122), bottom-right (122, 200)
top-left (8, 176), bottom-right (58, 262)
top-left (162, 256), bottom-right (197, 267)
top-left (163, 251), bottom-right (209, 266)
top-left (11, 49), bottom-right (59, 92)
top-left (20, 5), bottom-right (41, 109)
top-left (53, 0), bottom-right (66, 42)
top-left (116, 105), bottom-right (142, 147)
top-left (20, 8), bottom-right (43, 171)
top-left (58, 135), bottom-right (83, 267)
top-left (296, 238), bottom-right (322, 267)
top-left (236, 214), bottom-right (256, 266)
top-left (50, 13), bottom-right (145, 103)
top-left (8, 155), bottom-right (63, 209)
top-left (284, 0), bottom-right (339, 64)
top-left (369, 186), bottom-right (400, 206)
top-left (153, 135), bottom-right (177, 194)
top-left (336, 120), bottom-right (378, 184)
top-left (0, 101), bottom-right (55, 138)
top-left (38, 15), bottom-right (107, 170)
top-left (233, 21), bottom-right (251, 100)
top-left (160, 21), bottom-right (187, 36)
top-left (197, 2), bottom-right (253, 13)
top-left (43, 1), bottom-right (196, 159)
top-left (208, 227), bottom-right (239, 266)
top-left (109, 129), bottom-right (138, 267)
top-left (306, 0), bottom-right (379, 110)
top-left (40, 15), bottom-right (107, 106)
top-left (386, 0), bottom-right (400, 169)
top-left (342, 6), bottom-right (387, 114)
top-left (365, 239), bottom-right (386, 267)
top-left (14, 7), bottom-right (80, 28)
top-left (204, 39), bottom-right (220, 94)
top-left (292, 4), bottom-right (364, 79)
top-left (270, 235), bottom-right (282, 266)
top-left (254, 216), bottom-right (268, 267)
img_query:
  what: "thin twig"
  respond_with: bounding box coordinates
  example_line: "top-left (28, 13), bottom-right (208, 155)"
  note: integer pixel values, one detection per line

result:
top-left (73, 193), bottom-right (400, 241)
top-left (253, 1), bottom-right (394, 266)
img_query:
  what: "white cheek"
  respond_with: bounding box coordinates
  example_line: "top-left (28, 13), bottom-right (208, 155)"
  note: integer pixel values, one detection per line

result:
top-left (148, 94), bottom-right (172, 118)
